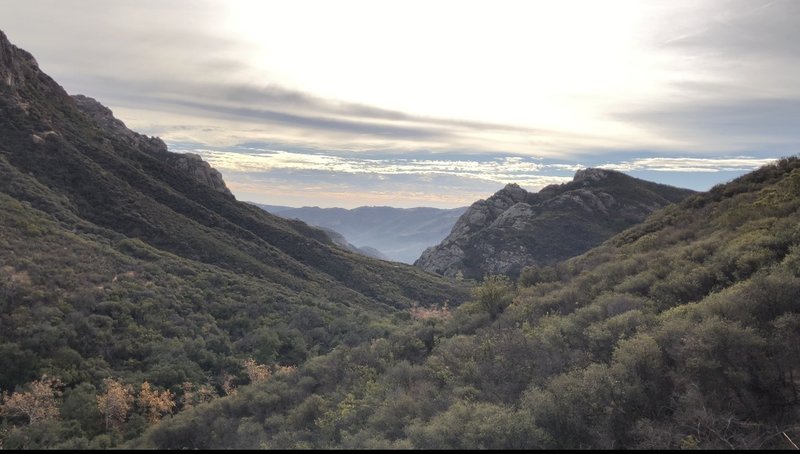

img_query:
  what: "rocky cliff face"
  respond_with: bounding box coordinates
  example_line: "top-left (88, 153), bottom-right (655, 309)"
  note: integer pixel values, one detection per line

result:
top-left (415, 169), bottom-right (695, 279)
top-left (72, 94), bottom-right (232, 196)
top-left (0, 30), bottom-right (38, 91)
top-left (1, 30), bottom-right (231, 198)
top-left (162, 152), bottom-right (232, 197)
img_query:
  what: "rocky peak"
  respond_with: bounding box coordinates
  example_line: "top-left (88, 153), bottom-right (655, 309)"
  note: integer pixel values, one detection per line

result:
top-left (499, 183), bottom-right (528, 203)
top-left (573, 168), bottom-right (616, 184)
top-left (444, 183), bottom-right (531, 240)
top-left (488, 183), bottom-right (529, 211)
top-left (415, 171), bottom-right (695, 279)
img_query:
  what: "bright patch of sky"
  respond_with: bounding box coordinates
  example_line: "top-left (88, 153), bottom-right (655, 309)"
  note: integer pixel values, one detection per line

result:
top-left (2, 0), bottom-right (797, 207)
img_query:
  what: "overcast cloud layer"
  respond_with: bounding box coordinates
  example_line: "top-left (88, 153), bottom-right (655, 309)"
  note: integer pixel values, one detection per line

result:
top-left (1, 0), bottom-right (797, 207)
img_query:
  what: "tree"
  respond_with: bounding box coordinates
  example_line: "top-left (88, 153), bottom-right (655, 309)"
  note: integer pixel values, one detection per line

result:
top-left (221, 373), bottom-right (238, 396)
top-left (519, 265), bottom-right (558, 287)
top-left (243, 358), bottom-right (271, 384)
top-left (137, 381), bottom-right (176, 424)
top-left (473, 275), bottom-right (515, 319)
top-left (96, 378), bottom-right (133, 431)
top-left (180, 381), bottom-right (216, 410)
top-left (1, 375), bottom-right (62, 424)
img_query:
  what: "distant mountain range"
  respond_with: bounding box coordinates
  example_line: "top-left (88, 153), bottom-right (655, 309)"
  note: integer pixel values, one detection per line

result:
top-left (315, 225), bottom-right (389, 260)
top-left (416, 168), bottom-right (695, 279)
top-left (256, 204), bottom-right (467, 263)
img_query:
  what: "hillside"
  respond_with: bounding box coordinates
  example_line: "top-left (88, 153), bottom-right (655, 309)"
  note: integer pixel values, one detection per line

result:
top-left (134, 157), bottom-right (800, 449)
top-left (0, 30), bottom-right (467, 448)
top-left (258, 205), bottom-right (467, 264)
top-left (416, 169), bottom-right (694, 279)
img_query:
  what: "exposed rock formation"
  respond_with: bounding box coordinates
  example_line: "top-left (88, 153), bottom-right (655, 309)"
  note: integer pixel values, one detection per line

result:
top-left (415, 169), bottom-right (695, 279)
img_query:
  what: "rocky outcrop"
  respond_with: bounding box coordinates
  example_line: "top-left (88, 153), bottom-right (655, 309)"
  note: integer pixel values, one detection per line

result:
top-left (0, 30), bottom-right (37, 90)
top-left (415, 169), bottom-right (695, 279)
top-left (72, 94), bottom-right (232, 197)
top-left (446, 183), bottom-right (527, 239)
top-left (162, 152), bottom-right (232, 197)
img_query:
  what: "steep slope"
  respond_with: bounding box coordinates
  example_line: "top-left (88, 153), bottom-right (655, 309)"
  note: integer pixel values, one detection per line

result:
top-left (0, 30), bottom-right (467, 447)
top-left (73, 94), bottom-right (233, 196)
top-left (134, 157), bottom-right (800, 449)
top-left (416, 169), bottom-right (694, 279)
top-left (0, 30), bottom-right (464, 310)
top-left (259, 205), bottom-right (467, 264)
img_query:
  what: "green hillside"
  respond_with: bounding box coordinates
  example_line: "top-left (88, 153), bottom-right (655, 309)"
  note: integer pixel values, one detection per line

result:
top-left (3, 28), bottom-right (799, 450)
top-left (0, 31), bottom-right (466, 448)
top-left (134, 157), bottom-right (800, 449)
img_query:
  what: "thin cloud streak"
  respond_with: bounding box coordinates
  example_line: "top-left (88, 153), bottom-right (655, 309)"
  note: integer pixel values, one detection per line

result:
top-left (598, 157), bottom-right (778, 173)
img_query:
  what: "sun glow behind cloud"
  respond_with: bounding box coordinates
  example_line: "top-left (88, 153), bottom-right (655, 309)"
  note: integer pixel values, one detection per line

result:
top-left (2, 0), bottom-right (797, 207)
top-left (223, 1), bottom-right (665, 133)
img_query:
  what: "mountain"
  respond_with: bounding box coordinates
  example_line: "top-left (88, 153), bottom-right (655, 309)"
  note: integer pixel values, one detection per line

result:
top-left (316, 226), bottom-right (388, 260)
top-left (0, 30), bottom-right (468, 448)
top-left (5, 29), bottom-right (799, 450)
top-left (416, 169), bottom-right (695, 279)
top-left (257, 205), bottom-right (467, 264)
top-left (134, 156), bottom-right (800, 449)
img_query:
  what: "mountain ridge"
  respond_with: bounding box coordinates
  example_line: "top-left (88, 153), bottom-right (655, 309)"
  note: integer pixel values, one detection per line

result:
top-left (416, 169), bottom-right (695, 279)
top-left (0, 28), bottom-right (467, 411)
top-left (0, 29), bottom-right (466, 307)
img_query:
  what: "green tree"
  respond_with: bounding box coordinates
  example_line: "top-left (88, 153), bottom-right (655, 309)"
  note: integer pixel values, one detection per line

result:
top-left (473, 275), bottom-right (514, 319)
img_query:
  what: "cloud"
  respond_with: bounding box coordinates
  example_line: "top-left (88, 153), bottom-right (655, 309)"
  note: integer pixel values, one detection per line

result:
top-left (615, 97), bottom-right (800, 153)
top-left (180, 145), bottom-right (571, 188)
top-left (69, 74), bottom-right (586, 154)
top-left (616, 0), bottom-right (800, 152)
top-left (0, 1), bottom-right (706, 156)
top-left (596, 156), bottom-right (777, 173)
top-left (658, 0), bottom-right (800, 61)
top-left (1, 0), bottom-right (795, 210)
top-left (169, 143), bottom-right (777, 205)
top-left (192, 147), bottom-right (777, 208)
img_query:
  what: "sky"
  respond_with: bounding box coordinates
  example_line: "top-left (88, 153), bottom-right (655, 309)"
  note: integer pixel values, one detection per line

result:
top-left (1, 0), bottom-right (797, 208)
